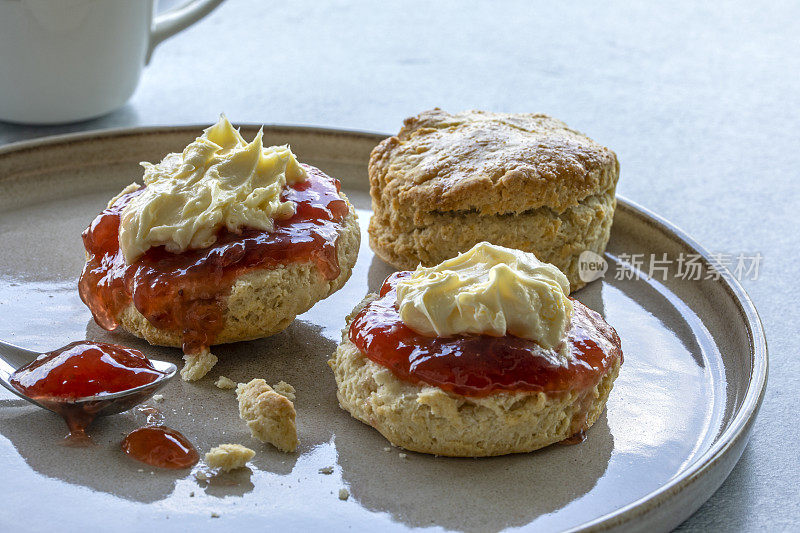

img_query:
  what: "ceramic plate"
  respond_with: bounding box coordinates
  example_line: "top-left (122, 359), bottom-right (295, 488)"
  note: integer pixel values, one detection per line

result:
top-left (0, 126), bottom-right (767, 532)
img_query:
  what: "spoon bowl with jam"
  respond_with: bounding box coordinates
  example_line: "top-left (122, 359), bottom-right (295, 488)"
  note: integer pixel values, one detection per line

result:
top-left (0, 340), bottom-right (176, 442)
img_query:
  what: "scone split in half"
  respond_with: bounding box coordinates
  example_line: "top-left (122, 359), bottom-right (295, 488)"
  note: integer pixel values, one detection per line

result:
top-left (79, 117), bottom-right (360, 380)
top-left (368, 108), bottom-right (620, 291)
top-left (329, 243), bottom-right (623, 457)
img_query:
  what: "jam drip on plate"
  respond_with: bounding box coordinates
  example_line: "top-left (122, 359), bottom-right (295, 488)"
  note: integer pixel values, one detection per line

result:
top-left (349, 272), bottom-right (623, 398)
top-left (9, 341), bottom-right (166, 444)
top-left (79, 166), bottom-right (349, 353)
top-left (122, 426), bottom-right (199, 469)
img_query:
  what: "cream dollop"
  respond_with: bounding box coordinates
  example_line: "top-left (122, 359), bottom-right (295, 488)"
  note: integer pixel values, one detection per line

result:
top-left (396, 242), bottom-right (573, 350)
top-left (118, 115), bottom-right (307, 263)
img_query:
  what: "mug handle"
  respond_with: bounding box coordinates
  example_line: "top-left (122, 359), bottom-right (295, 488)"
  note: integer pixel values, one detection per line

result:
top-left (146, 0), bottom-right (225, 64)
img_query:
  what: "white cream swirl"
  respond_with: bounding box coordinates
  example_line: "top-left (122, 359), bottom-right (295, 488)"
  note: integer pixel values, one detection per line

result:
top-left (118, 115), bottom-right (307, 264)
top-left (396, 242), bottom-right (572, 349)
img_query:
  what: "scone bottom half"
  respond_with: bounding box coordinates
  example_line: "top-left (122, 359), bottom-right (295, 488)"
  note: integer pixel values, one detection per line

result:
top-left (329, 278), bottom-right (623, 458)
top-left (79, 164), bottom-right (360, 381)
top-left (367, 108), bottom-right (620, 291)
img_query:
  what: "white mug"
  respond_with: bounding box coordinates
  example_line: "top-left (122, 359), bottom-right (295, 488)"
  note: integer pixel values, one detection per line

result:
top-left (0, 0), bottom-right (223, 125)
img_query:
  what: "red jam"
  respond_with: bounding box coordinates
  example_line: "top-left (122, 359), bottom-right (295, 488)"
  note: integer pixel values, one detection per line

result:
top-left (9, 340), bottom-right (165, 444)
top-left (121, 426), bottom-right (199, 469)
top-left (10, 341), bottom-right (163, 400)
top-left (78, 166), bottom-right (349, 353)
top-left (349, 272), bottom-right (623, 397)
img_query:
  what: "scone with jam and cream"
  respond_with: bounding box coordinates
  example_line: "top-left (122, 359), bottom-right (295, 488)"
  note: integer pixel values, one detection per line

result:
top-left (329, 242), bottom-right (622, 457)
top-left (79, 116), bottom-right (360, 381)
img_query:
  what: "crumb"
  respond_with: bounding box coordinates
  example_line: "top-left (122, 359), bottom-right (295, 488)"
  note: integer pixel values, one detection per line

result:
top-left (338, 488), bottom-right (349, 501)
top-left (194, 470), bottom-right (209, 481)
top-left (214, 376), bottom-right (237, 389)
top-left (137, 468), bottom-right (144, 472)
top-left (236, 379), bottom-right (298, 452)
top-left (399, 453), bottom-right (407, 459)
top-left (205, 444), bottom-right (255, 472)
top-left (189, 492), bottom-right (195, 497)
top-left (383, 447), bottom-right (391, 452)
top-left (181, 349), bottom-right (217, 381)
top-left (319, 466), bottom-right (334, 475)
top-left (211, 512), bottom-right (220, 518)
top-left (152, 394), bottom-right (164, 402)
top-left (272, 380), bottom-right (296, 401)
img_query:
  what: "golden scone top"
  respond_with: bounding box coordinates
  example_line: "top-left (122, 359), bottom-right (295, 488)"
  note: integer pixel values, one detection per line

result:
top-left (118, 115), bottom-right (307, 263)
top-left (369, 108), bottom-right (619, 217)
top-left (396, 242), bottom-right (572, 351)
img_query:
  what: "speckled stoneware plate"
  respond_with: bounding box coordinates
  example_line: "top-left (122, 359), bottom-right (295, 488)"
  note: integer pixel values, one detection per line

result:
top-left (0, 126), bottom-right (767, 532)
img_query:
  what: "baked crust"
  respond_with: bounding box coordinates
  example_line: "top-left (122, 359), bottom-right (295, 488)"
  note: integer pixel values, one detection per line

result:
top-left (329, 294), bottom-right (621, 457)
top-left (369, 108), bottom-right (619, 218)
top-left (368, 109), bottom-right (619, 290)
top-left (115, 197), bottom-right (360, 348)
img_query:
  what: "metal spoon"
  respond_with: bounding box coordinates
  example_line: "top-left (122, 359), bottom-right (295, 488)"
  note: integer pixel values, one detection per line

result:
top-left (0, 340), bottom-right (177, 418)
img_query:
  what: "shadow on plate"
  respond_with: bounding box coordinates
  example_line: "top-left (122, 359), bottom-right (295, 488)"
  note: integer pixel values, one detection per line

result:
top-left (0, 400), bottom-right (183, 503)
top-left (335, 412), bottom-right (614, 533)
top-left (200, 467), bottom-right (256, 498)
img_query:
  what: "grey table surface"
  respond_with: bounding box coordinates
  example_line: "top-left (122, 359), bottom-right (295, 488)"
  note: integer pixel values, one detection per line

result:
top-left (0, 1), bottom-right (797, 531)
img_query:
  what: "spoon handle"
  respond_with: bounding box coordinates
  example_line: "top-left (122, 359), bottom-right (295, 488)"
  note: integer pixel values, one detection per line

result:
top-left (0, 341), bottom-right (38, 398)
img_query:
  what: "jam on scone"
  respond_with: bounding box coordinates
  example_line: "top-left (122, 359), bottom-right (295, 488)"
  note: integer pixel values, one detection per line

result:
top-left (330, 242), bottom-right (622, 457)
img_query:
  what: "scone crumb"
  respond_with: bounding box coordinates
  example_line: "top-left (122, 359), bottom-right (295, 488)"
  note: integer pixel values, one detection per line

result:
top-left (152, 394), bottom-right (164, 402)
top-left (210, 512), bottom-right (220, 518)
top-left (204, 444), bottom-right (256, 472)
top-left (338, 488), bottom-right (349, 501)
top-left (383, 447), bottom-right (391, 452)
top-left (194, 470), bottom-right (209, 481)
top-left (181, 349), bottom-right (218, 381)
top-left (272, 380), bottom-right (296, 401)
top-left (236, 379), bottom-right (298, 452)
top-left (319, 466), bottom-right (334, 475)
top-left (214, 376), bottom-right (237, 389)
top-left (398, 453), bottom-right (408, 459)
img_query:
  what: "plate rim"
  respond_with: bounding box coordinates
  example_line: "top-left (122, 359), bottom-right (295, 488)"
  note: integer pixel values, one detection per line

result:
top-left (0, 124), bottom-right (769, 532)
top-left (577, 199), bottom-right (768, 531)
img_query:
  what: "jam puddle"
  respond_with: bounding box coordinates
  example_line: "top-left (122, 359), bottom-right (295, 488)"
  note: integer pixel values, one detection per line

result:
top-left (121, 426), bottom-right (199, 469)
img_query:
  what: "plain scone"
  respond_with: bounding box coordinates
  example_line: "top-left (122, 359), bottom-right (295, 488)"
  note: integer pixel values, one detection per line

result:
top-left (116, 195), bottom-right (360, 348)
top-left (329, 295), bottom-right (621, 457)
top-left (368, 109), bottom-right (619, 291)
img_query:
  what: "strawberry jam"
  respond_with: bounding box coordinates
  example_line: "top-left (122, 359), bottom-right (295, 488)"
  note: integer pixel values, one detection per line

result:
top-left (349, 272), bottom-right (622, 397)
top-left (79, 166), bottom-right (349, 353)
top-left (9, 341), bottom-right (166, 444)
top-left (122, 426), bottom-right (199, 469)
top-left (10, 341), bottom-right (163, 400)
